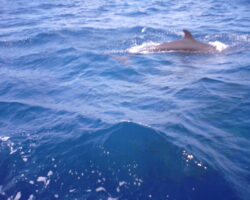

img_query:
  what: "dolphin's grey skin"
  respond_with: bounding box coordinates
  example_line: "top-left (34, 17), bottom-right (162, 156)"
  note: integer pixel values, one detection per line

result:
top-left (149, 29), bottom-right (217, 53)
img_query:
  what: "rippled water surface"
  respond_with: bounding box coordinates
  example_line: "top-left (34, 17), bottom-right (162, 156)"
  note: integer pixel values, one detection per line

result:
top-left (0, 0), bottom-right (250, 200)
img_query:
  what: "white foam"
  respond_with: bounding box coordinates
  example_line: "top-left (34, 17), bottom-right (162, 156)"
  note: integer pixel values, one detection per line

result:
top-left (47, 170), bottom-right (53, 176)
top-left (0, 136), bottom-right (10, 142)
top-left (119, 181), bottom-right (126, 186)
top-left (10, 145), bottom-right (17, 155)
top-left (37, 176), bottom-right (46, 184)
top-left (37, 176), bottom-right (50, 187)
top-left (209, 41), bottom-right (228, 52)
top-left (127, 42), bottom-right (160, 54)
top-left (45, 180), bottom-right (50, 187)
top-left (141, 27), bottom-right (146, 33)
top-left (69, 189), bottom-right (75, 193)
top-left (96, 187), bottom-right (106, 192)
top-left (107, 197), bottom-right (118, 200)
top-left (0, 185), bottom-right (5, 196)
top-left (116, 181), bottom-right (127, 192)
top-left (29, 180), bottom-right (34, 185)
top-left (14, 192), bottom-right (21, 200)
top-left (27, 194), bottom-right (34, 200)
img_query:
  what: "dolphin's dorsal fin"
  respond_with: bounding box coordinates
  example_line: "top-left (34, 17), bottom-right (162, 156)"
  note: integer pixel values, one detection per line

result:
top-left (183, 29), bottom-right (194, 40)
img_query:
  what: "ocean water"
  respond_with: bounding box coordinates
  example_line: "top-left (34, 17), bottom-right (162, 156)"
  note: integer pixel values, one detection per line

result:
top-left (0, 0), bottom-right (250, 200)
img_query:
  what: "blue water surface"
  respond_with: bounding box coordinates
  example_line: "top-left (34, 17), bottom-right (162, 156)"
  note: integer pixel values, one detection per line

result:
top-left (0, 0), bottom-right (250, 200)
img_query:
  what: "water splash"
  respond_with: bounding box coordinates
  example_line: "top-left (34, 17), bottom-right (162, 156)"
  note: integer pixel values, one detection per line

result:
top-left (127, 42), bottom-right (160, 54)
top-left (209, 41), bottom-right (228, 52)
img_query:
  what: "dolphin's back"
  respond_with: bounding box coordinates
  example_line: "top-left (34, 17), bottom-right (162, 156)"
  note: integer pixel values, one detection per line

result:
top-left (151, 30), bottom-right (217, 53)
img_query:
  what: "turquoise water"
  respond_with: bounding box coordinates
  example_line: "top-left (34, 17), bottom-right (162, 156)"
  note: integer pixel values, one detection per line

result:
top-left (0, 0), bottom-right (250, 200)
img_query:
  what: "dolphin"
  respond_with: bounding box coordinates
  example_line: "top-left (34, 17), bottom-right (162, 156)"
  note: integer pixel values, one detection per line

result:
top-left (149, 29), bottom-right (217, 53)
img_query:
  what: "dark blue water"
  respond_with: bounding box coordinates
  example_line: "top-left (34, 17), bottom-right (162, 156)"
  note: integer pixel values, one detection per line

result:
top-left (0, 0), bottom-right (250, 200)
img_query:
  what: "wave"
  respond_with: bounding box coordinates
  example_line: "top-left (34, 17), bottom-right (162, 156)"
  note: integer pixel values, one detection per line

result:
top-left (0, 100), bottom-right (106, 136)
top-left (0, 31), bottom-right (67, 48)
top-left (0, 121), bottom-right (240, 200)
